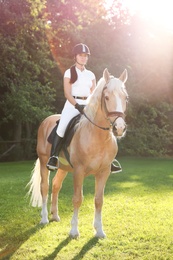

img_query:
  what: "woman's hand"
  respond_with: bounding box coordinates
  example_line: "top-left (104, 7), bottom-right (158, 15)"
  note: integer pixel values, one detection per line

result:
top-left (75, 103), bottom-right (85, 114)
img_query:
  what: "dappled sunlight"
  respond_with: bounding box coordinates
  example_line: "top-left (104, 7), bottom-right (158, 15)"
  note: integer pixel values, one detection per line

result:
top-left (0, 224), bottom-right (43, 260)
top-left (1, 158), bottom-right (173, 259)
top-left (9, 222), bottom-right (70, 259)
top-left (10, 222), bottom-right (100, 260)
top-left (106, 157), bottom-right (173, 195)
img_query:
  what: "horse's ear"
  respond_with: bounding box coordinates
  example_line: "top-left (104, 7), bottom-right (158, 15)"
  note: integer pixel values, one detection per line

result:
top-left (103, 68), bottom-right (110, 84)
top-left (119, 69), bottom-right (128, 83)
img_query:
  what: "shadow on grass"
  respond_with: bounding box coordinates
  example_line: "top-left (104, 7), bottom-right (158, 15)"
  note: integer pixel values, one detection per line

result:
top-left (71, 237), bottom-right (99, 260)
top-left (104, 157), bottom-right (173, 195)
top-left (0, 224), bottom-right (43, 260)
top-left (43, 236), bottom-right (72, 260)
top-left (42, 236), bottom-right (99, 260)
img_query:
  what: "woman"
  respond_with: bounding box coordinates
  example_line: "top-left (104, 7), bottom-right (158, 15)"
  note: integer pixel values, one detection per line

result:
top-left (47, 43), bottom-right (96, 171)
top-left (46, 43), bottom-right (122, 174)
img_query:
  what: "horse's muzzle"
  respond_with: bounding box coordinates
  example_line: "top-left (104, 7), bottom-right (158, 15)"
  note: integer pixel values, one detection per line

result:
top-left (112, 117), bottom-right (126, 137)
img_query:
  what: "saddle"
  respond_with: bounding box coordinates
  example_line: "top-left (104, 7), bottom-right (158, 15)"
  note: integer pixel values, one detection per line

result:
top-left (47, 114), bottom-right (81, 167)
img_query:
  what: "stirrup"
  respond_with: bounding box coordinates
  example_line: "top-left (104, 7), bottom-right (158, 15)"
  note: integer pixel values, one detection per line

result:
top-left (46, 156), bottom-right (59, 171)
top-left (111, 159), bottom-right (122, 174)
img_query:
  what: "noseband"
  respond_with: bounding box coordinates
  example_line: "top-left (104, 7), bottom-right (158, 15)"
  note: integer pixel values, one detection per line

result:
top-left (83, 85), bottom-right (125, 131)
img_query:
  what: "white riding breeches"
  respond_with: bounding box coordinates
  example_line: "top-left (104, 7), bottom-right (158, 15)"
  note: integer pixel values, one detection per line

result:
top-left (56, 99), bottom-right (87, 137)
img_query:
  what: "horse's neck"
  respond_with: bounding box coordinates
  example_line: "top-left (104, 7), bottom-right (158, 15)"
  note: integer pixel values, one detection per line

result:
top-left (94, 107), bottom-right (110, 128)
top-left (82, 109), bottom-right (112, 141)
top-left (82, 101), bottom-right (113, 138)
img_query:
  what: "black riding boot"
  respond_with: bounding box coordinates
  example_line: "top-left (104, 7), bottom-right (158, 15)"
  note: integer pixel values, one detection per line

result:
top-left (111, 159), bottom-right (122, 173)
top-left (46, 134), bottom-right (63, 171)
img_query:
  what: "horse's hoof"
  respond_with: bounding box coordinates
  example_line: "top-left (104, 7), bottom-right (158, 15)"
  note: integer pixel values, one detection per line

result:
top-left (95, 231), bottom-right (106, 239)
top-left (69, 234), bottom-right (80, 239)
top-left (69, 230), bottom-right (80, 239)
top-left (51, 216), bottom-right (60, 222)
top-left (40, 219), bottom-right (49, 224)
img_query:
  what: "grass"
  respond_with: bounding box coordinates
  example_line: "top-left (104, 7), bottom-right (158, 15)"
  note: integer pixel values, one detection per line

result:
top-left (0, 157), bottom-right (173, 259)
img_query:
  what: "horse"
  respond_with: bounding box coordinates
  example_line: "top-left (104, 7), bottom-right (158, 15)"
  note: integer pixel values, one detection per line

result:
top-left (27, 68), bottom-right (128, 238)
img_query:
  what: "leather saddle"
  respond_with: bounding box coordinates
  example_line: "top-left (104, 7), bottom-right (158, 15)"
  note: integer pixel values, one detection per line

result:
top-left (47, 114), bottom-right (81, 167)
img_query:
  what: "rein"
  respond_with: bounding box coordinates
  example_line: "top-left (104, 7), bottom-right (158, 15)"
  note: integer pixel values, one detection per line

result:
top-left (83, 112), bottom-right (110, 131)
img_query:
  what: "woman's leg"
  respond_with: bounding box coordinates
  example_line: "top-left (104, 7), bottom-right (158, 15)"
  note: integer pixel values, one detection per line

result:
top-left (56, 100), bottom-right (80, 137)
top-left (47, 101), bottom-right (80, 171)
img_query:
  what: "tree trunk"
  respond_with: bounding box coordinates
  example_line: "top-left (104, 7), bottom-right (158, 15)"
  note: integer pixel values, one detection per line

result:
top-left (13, 120), bottom-right (23, 160)
top-left (25, 122), bottom-right (32, 159)
top-left (14, 120), bottom-right (22, 142)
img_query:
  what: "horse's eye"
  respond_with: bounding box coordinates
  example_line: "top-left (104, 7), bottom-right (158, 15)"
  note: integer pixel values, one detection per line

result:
top-left (105, 96), bottom-right (109, 101)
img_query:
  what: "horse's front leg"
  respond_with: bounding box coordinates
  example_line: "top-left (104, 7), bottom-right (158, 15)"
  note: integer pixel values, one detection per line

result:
top-left (51, 169), bottom-right (67, 221)
top-left (94, 171), bottom-right (110, 238)
top-left (69, 171), bottom-right (84, 238)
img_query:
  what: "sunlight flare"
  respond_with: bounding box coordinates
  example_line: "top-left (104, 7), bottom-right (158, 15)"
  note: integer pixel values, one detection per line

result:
top-left (126, 0), bottom-right (173, 32)
top-left (106, 0), bottom-right (173, 33)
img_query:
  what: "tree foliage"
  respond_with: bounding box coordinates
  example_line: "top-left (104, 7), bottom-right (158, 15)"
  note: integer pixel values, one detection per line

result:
top-left (0, 0), bottom-right (56, 136)
top-left (119, 101), bottom-right (173, 156)
top-left (0, 0), bottom-right (173, 160)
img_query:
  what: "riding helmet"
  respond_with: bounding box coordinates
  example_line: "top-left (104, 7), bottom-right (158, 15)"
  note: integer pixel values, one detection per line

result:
top-left (73, 43), bottom-right (90, 56)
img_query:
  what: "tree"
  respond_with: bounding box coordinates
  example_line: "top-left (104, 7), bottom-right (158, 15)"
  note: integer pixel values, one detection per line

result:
top-left (0, 0), bottom-right (173, 160)
top-left (0, 0), bottom-right (57, 159)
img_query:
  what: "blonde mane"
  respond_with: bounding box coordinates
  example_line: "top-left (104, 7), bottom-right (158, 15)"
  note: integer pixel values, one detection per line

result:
top-left (76, 77), bottom-right (106, 130)
top-left (86, 77), bottom-right (107, 117)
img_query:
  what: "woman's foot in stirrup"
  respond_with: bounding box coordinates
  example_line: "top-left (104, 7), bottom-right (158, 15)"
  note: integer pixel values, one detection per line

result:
top-left (111, 159), bottom-right (122, 174)
top-left (46, 156), bottom-right (59, 171)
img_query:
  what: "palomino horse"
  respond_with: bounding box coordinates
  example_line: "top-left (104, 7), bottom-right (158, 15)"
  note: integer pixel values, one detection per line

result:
top-left (28, 68), bottom-right (128, 238)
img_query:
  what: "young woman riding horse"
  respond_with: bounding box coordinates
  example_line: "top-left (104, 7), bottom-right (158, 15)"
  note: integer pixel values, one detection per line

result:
top-left (28, 67), bottom-right (128, 238)
top-left (46, 43), bottom-right (122, 173)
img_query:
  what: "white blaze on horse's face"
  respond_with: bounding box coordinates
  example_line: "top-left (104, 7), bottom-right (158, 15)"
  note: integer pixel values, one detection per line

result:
top-left (115, 116), bottom-right (126, 137)
top-left (103, 69), bottom-right (128, 137)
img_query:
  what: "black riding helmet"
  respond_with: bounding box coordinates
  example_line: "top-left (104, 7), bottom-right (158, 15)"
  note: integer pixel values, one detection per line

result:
top-left (70, 43), bottom-right (90, 84)
top-left (73, 43), bottom-right (90, 56)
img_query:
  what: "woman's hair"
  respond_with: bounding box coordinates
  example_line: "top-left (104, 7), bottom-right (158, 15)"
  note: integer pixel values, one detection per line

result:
top-left (70, 65), bottom-right (78, 84)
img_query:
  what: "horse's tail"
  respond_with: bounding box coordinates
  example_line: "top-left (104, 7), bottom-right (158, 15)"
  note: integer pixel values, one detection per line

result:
top-left (27, 158), bottom-right (42, 207)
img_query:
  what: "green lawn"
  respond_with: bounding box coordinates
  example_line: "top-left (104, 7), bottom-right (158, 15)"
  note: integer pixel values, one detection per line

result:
top-left (0, 157), bottom-right (173, 260)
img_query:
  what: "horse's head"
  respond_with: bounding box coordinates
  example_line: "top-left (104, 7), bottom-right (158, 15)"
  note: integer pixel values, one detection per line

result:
top-left (102, 68), bottom-right (128, 137)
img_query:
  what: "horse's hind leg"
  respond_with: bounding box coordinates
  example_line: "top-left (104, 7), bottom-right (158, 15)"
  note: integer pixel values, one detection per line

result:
top-left (40, 157), bottom-right (50, 224)
top-left (51, 169), bottom-right (68, 221)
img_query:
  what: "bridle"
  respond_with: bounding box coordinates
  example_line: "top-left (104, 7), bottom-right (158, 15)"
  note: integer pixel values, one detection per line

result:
top-left (83, 111), bottom-right (110, 131)
top-left (83, 84), bottom-right (126, 131)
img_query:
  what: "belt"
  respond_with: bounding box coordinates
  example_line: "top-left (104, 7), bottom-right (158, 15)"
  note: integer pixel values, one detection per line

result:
top-left (73, 96), bottom-right (88, 100)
